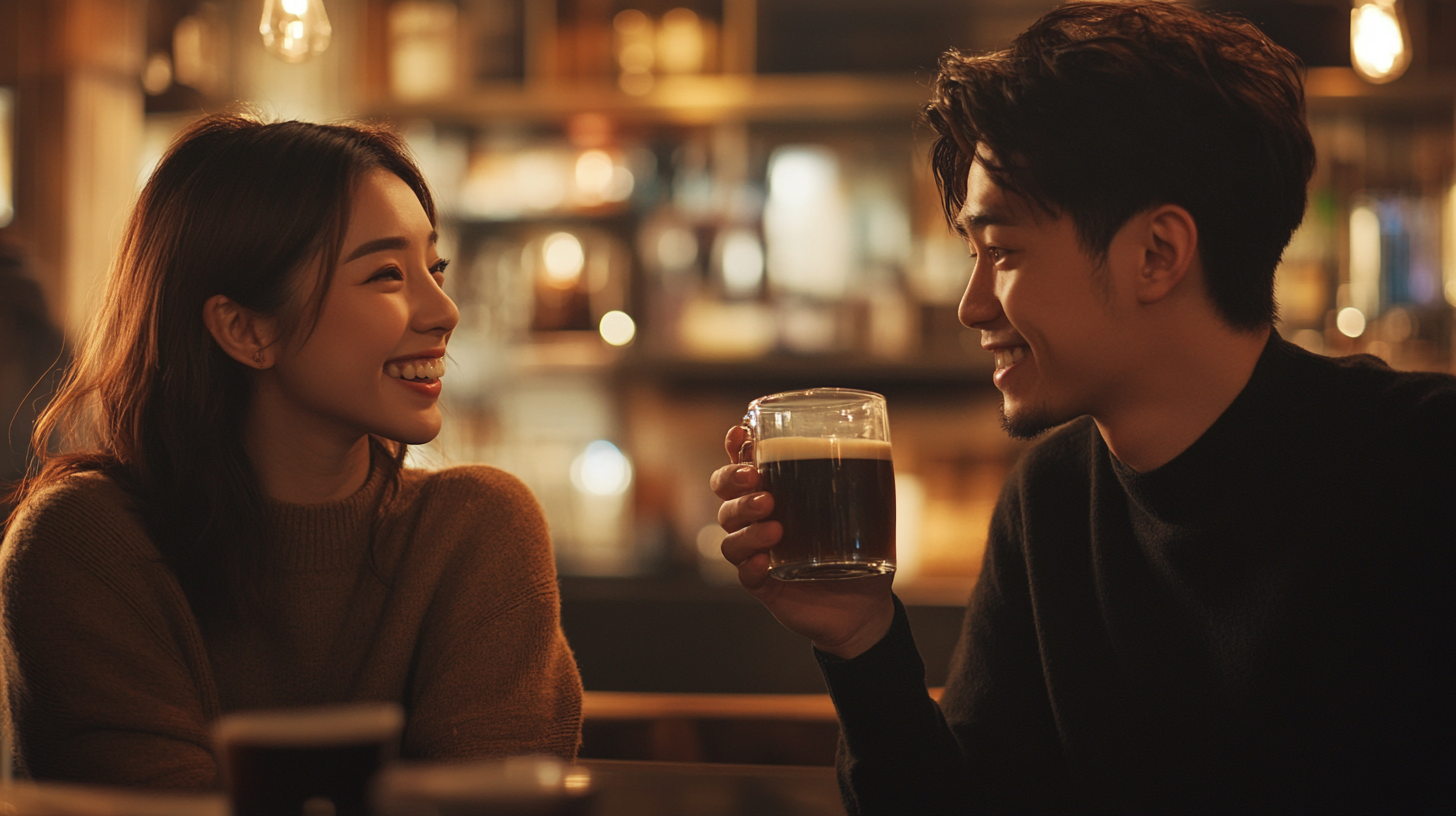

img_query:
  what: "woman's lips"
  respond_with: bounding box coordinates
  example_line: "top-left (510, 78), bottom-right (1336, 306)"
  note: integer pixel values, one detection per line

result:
top-left (393, 377), bottom-right (442, 398)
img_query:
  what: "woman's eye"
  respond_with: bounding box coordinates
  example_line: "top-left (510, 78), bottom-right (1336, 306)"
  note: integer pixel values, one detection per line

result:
top-left (430, 258), bottom-right (451, 277)
top-left (370, 266), bottom-right (404, 283)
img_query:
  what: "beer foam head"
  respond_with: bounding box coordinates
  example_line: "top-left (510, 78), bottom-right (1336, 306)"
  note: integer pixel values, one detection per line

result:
top-left (215, 702), bottom-right (404, 747)
top-left (756, 436), bottom-right (892, 463)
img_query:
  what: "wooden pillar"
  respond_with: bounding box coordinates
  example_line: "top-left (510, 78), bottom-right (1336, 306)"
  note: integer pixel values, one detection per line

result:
top-left (0, 0), bottom-right (144, 336)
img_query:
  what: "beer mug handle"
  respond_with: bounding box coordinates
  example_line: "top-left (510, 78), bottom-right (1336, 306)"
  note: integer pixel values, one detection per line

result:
top-left (736, 416), bottom-right (756, 465)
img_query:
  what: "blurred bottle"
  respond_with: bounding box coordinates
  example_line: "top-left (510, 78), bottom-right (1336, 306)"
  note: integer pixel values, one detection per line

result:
top-left (388, 1), bottom-right (460, 101)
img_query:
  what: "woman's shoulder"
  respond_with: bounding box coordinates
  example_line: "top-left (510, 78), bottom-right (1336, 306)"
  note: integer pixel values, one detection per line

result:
top-left (393, 465), bottom-right (549, 543)
top-left (402, 463), bottom-right (534, 496)
top-left (387, 465), bottom-right (555, 584)
top-left (6, 472), bottom-right (155, 552)
top-left (2, 471), bottom-right (165, 587)
top-left (398, 464), bottom-right (543, 518)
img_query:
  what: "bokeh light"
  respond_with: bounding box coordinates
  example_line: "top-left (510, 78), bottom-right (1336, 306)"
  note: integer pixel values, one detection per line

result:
top-left (571, 441), bottom-right (633, 497)
top-left (599, 311), bottom-right (636, 346)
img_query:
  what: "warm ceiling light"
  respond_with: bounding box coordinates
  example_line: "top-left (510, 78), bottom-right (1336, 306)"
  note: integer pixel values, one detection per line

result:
top-left (260, 0), bottom-right (332, 63)
top-left (1351, 0), bottom-right (1410, 84)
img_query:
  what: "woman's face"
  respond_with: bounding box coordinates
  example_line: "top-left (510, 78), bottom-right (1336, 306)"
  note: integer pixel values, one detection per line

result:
top-left (267, 169), bottom-right (459, 446)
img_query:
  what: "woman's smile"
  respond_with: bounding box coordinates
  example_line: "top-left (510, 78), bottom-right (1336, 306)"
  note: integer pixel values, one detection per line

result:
top-left (384, 356), bottom-right (446, 381)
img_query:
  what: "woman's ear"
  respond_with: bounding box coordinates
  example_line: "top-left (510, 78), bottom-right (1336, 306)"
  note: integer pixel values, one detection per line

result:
top-left (1133, 204), bottom-right (1199, 305)
top-left (202, 295), bottom-right (279, 369)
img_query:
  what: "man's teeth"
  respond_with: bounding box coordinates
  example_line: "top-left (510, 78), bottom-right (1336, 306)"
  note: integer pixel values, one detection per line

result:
top-left (384, 357), bottom-right (446, 380)
top-left (993, 347), bottom-right (1028, 370)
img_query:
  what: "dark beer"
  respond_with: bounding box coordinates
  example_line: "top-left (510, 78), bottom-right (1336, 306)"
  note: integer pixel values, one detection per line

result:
top-left (216, 704), bottom-right (402, 816)
top-left (223, 741), bottom-right (387, 816)
top-left (757, 436), bottom-right (895, 580)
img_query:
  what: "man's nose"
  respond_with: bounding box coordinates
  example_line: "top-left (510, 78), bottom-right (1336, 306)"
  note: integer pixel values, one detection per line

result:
top-left (957, 259), bottom-right (1002, 329)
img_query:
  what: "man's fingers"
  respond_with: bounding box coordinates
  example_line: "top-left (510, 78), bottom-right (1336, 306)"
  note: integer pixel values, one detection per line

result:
top-left (733, 551), bottom-right (772, 593)
top-left (725, 425), bottom-right (750, 464)
top-left (710, 463), bottom-right (761, 501)
top-left (717, 491), bottom-right (774, 533)
top-left (720, 519), bottom-right (782, 566)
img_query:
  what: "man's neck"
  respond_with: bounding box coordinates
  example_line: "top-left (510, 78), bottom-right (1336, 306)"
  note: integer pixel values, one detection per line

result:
top-left (1094, 323), bottom-right (1270, 473)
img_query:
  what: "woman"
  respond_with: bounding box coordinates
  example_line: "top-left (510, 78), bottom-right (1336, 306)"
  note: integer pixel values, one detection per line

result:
top-left (0, 113), bottom-right (582, 787)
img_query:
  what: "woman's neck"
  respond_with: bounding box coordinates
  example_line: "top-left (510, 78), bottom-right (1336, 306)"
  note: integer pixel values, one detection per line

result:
top-left (243, 381), bottom-right (373, 504)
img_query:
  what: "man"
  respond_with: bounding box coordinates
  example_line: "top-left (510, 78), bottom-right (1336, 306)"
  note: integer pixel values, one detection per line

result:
top-left (712, 3), bottom-right (1455, 813)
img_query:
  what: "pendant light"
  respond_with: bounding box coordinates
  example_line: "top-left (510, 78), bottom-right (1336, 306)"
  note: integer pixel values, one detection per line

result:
top-left (260, 0), bottom-right (332, 64)
top-left (1350, 0), bottom-right (1410, 84)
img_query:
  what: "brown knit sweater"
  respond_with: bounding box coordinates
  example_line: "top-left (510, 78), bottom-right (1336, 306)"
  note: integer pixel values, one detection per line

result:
top-left (0, 462), bottom-right (583, 789)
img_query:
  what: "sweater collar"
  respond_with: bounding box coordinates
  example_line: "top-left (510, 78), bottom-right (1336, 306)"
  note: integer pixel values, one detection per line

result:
top-left (1106, 332), bottom-right (1301, 523)
top-left (261, 457), bottom-right (390, 571)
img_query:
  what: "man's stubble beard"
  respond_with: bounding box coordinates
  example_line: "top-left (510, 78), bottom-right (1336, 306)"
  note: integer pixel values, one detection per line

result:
top-left (998, 398), bottom-right (1057, 442)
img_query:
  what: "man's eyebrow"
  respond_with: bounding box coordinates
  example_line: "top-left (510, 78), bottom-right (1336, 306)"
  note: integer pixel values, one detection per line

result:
top-left (955, 209), bottom-right (1017, 237)
top-left (343, 231), bottom-right (439, 263)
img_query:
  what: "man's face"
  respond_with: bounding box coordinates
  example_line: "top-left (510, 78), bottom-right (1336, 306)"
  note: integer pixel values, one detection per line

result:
top-left (956, 159), bottom-right (1138, 439)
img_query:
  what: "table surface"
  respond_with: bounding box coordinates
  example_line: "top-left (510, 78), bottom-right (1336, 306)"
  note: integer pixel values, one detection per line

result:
top-left (0, 759), bottom-right (845, 816)
top-left (581, 759), bottom-right (843, 816)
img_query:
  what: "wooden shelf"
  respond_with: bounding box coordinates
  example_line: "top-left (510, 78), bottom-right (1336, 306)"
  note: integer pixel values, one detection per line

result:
top-left (360, 73), bottom-right (932, 126)
top-left (1305, 67), bottom-right (1456, 112)
top-left (616, 351), bottom-right (993, 392)
top-left (364, 68), bottom-right (1456, 128)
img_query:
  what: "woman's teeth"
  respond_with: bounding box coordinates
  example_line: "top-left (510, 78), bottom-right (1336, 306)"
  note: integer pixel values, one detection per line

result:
top-left (993, 347), bottom-right (1028, 370)
top-left (385, 357), bottom-right (446, 380)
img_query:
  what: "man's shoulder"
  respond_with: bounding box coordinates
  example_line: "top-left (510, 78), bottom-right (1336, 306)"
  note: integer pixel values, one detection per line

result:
top-left (1282, 342), bottom-right (1456, 416)
top-left (1281, 345), bottom-right (1456, 453)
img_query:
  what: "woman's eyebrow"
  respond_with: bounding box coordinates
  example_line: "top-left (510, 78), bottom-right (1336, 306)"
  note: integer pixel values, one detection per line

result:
top-left (343, 231), bottom-right (439, 263)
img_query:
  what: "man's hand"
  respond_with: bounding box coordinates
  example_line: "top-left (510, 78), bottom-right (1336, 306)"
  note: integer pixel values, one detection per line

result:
top-left (709, 425), bottom-right (895, 659)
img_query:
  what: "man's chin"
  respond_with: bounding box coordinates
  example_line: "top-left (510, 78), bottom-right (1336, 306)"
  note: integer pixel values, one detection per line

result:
top-left (998, 400), bottom-right (1057, 441)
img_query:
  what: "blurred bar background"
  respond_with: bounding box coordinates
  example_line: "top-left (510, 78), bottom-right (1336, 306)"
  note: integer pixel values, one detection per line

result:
top-left (2, 0), bottom-right (1454, 761)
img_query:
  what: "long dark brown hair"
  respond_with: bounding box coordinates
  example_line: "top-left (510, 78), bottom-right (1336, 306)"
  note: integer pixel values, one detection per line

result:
top-left (6, 112), bottom-right (437, 625)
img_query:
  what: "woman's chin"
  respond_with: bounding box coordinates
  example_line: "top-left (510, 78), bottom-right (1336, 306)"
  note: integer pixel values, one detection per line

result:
top-left (382, 415), bottom-right (443, 447)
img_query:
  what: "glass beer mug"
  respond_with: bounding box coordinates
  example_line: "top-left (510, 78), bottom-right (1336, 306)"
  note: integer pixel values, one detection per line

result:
top-left (741, 388), bottom-right (896, 580)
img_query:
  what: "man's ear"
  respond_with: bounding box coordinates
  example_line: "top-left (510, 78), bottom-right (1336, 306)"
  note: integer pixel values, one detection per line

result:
top-left (1133, 204), bottom-right (1198, 305)
top-left (202, 295), bottom-right (279, 369)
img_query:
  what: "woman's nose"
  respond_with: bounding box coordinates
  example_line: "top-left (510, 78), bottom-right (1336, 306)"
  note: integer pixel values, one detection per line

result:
top-left (416, 274), bottom-right (460, 335)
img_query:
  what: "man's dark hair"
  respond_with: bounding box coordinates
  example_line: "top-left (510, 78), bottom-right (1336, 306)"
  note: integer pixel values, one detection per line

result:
top-left (926, 1), bottom-right (1315, 330)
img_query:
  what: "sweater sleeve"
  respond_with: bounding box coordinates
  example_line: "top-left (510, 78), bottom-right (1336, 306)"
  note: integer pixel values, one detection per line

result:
top-left (400, 467), bottom-right (583, 761)
top-left (816, 596), bottom-right (973, 816)
top-left (817, 472), bottom-right (1071, 815)
top-left (0, 475), bottom-right (219, 789)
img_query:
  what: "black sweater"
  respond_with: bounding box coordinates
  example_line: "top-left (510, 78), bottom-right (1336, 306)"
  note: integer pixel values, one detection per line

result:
top-left (819, 336), bottom-right (1456, 815)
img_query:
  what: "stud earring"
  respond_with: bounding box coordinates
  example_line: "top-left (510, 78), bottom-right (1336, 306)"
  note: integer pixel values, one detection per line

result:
top-left (253, 349), bottom-right (266, 366)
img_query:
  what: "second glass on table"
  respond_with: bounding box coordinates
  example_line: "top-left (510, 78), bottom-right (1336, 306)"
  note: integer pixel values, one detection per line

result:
top-left (741, 388), bottom-right (896, 580)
